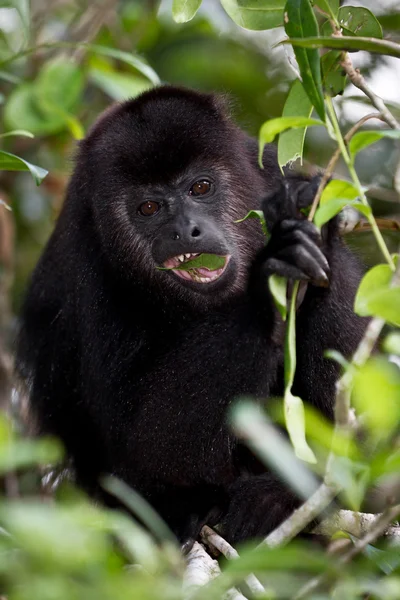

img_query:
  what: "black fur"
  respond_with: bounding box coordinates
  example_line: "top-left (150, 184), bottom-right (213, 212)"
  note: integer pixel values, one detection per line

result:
top-left (16, 86), bottom-right (366, 545)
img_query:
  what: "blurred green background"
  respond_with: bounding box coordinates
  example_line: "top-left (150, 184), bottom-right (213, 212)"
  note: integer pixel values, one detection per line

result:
top-left (0, 0), bottom-right (399, 333)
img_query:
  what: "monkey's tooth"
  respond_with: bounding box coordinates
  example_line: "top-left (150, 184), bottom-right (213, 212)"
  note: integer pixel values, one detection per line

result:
top-left (177, 255), bottom-right (185, 262)
top-left (185, 253), bottom-right (191, 259)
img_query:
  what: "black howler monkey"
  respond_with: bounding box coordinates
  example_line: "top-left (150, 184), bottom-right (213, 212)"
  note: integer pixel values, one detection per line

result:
top-left (17, 86), bottom-right (366, 545)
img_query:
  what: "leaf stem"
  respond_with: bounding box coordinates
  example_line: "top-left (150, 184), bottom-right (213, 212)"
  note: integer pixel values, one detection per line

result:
top-left (325, 96), bottom-right (396, 270)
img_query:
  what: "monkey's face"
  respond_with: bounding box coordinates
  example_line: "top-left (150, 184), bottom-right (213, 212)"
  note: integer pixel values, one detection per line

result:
top-left (131, 165), bottom-right (240, 296)
top-left (82, 87), bottom-right (267, 304)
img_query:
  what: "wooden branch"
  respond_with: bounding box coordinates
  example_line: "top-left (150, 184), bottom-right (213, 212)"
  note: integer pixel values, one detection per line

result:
top-left (201, 526), bottom-right (266, 596)
top-left (340, 53), bottom-right (400, 131)
top-left (313, 509), bottom-right (400, 544)
top-left (184, 542), bottom-right (247, 600)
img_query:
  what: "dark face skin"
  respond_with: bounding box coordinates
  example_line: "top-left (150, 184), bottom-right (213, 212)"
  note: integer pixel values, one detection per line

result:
top-left (131, 168), bottom-right (236, 294)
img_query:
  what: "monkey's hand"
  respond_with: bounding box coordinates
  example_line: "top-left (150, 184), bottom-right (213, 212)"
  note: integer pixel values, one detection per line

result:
top-left (257, 179), bottom-right (330, 287)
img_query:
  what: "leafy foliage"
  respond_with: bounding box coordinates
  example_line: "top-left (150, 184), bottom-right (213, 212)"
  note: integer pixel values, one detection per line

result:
top-left (1, 0), bottom-right (400, 598)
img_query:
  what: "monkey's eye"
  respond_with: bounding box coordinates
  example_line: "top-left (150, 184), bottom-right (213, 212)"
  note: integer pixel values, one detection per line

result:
top-left (138, 201), bottom-right (160, 216)
top-left (189, 180), bottom-right (212, 196)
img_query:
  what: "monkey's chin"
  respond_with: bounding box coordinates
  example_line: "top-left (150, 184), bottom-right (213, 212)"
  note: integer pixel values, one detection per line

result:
top-left (164, 255), bottom-right (231, 286)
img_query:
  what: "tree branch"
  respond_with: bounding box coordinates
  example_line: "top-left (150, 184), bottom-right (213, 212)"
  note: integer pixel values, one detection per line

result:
top-left (201, 526), bottom-right (266, 596)
top-left (340, 53), bottom-right (400, 131)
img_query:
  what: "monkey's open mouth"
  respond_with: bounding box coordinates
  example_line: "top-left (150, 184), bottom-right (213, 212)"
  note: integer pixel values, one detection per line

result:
top-left (163, 253), bottom-right (230, 284)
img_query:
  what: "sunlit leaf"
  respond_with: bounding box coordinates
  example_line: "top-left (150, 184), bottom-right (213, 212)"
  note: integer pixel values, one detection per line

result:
top-left (172, 0), bottom-right (202, 22)
top-left (259, 116), bottom-right (323, 167)
top-left (284, 0), bottom-right (325, 121)
top-left (34, 57), bottom-right (84, 114)
top-left (87, 44), bottom-right (160, 85)
top-left (89, 67), bottom-right (152, 101)
top-left (235, 209), bottom-right (268, 237)
top-left (220, 0), bottom-right (285, 30)
top-left (349, 129), bottom-right (400, 161)
top-left (284, 280), bottom-right (316, 463)
top-left (383, 332), bottom-right (400, 356)
top-left (352, 357), bottom-right (400, 439)
top-left (281, 36), bottom-right (400, 59)
top-left (355, 259), bottom-right (400, 326)
top-left (320, 179), bottom-right (360, 203)
top-left (231, 401), bottom-right (319, 499)
top-left (314, 180), bottom-right (371, 228)
top-left (269, 274), bottom-right (288, 321)
top-left (278, 79), bottom-right (313, 168)
top-left (284, 390), bottom-right (317, 463)
top-left (0, 151), bottom-right (48, 185)
top-left (0, 129), bottom-right (34, 139)
top-left (102, 476), bottom-right (177, 545)
top-left (5, 84), bottom-right (65, 135)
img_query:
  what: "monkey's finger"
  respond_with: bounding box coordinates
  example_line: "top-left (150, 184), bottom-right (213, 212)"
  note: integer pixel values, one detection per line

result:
top-left (279, 229), bottom-right (330, 277)
top-left (275, 245), bottom-right (330, 287)
top-left (263, 257), bottom-right (311, 282)
top-left (278, 219), bottom-right (322, 247)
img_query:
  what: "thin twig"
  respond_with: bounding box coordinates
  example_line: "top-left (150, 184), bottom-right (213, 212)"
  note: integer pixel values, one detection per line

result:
top-left (261, 482), bottom-right (339, 548)
top-left (308, 112), bottom-right (384, 222)
top-left (340, 53), bottom-right (400, 131)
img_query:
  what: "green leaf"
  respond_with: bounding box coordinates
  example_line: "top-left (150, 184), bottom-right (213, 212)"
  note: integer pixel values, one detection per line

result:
top-left (284, 280), bottom-right (316, 464)
top-left (259, 116), bottom-right (323, 166)
top-left (284, 0), bottom-right (326, 121)
top-left (172, 0), bottom-right (202, 22)
top-left (231, 401), bottom-right (319, 499)
top-left (87, 44), bottom-right (160, 85)
top-left (4, 84), bottom-right (65, 135)
top-left (320, 179), bottom-right (359, 203)
top-left (0, 151), bottom-right (48, 185)
top-left (349, 129), bottom-right (400, 160)
top-left (269, 274), bottom-right (288, 321)
top-left (89, 67), bottom-right (152, 101)
top-left (284, 390), bottom-right (317, 463)
top-left (278, 80), bottom-right (313, 168)
top-left (315, 199), bottom-right (370, 228)
top-left (281, 36), bottom-right (400, 59)
top-left (383, 332), bottom-right (400, 356)
top-left (321, 50), bottom-right (346, 97)
top-left (157, 253), bottom-right (226, 271)
top-left (102, 476), bottom-right (177, 545)
top-left (313, 0), bottom-right (338, 19)
top-left (355, 263), bottom-right (393, 313)
top-left (352, 357), bottom-right (400, 440)
top-left (34, 57), bottom-right (84, 114)
top-left (364, 288), bottom-right (400, 327)
top-left (337, 6), bottom-right (382, 38)
top-left (235, 209), bottom-right (269, 237)
top-left (0, 129), bottom-right (34, 139)
top-left (220, 0), bottom-right (285, 30)
top-left (355, 259), bottom-right (400, 326)
top-left (314, 179), bottom-right (371, 227)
